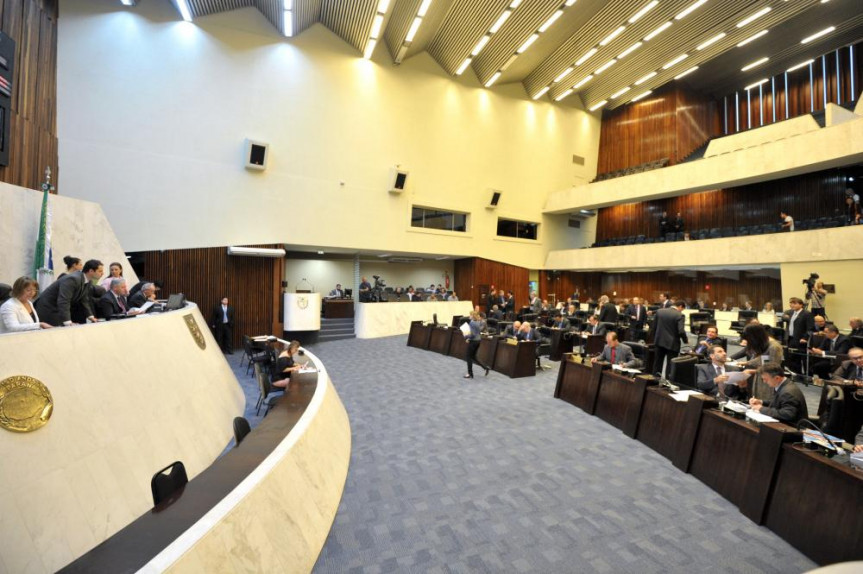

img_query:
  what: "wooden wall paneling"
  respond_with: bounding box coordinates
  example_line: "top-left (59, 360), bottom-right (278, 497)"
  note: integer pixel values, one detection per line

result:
top-left (453, 257), bottom-right (530, 310)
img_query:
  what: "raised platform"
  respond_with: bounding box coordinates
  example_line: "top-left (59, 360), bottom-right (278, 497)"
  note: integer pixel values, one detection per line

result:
top-left (355, 301), bottom-right (474, 339)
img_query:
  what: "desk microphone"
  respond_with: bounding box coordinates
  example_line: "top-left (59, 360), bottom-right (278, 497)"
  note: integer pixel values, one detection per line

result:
top-left (796, 418), bottom-right (840, 456)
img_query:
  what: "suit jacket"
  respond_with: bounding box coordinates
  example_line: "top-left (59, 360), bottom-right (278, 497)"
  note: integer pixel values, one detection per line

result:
top-left (586, 322), bottom-right (607, 337)
top-left (0, 297), bottom-right (41, 333)
top-left (695, 363), bottom-right (747, 400)
top-left (817, 335), bottom-right (851, 355)
top-left (786, 309), bottom-right (815, 347)
top-left (516, 328), bottom-right (539, 342)
top-left (761, 380), bottom-right (809, 425)
top-left (211, 303), bottom-right (234, 327)
top-left (551, 318), bottom-right (570, 330)
top-left (597, 343), bottom-right (638, 367)
top-left (530, 297), bottom-right (542, 313)
top-left (504, 296), bottom-right (515, 313)
top-left (850, 327), bottom-right (863, 338)
top-left (694, 336), bottom-right (721, 357)
top-left (627, 304), bottom-right (647, 328)
top-left (598, 303), bottom-right (618, 324)
top-left (503, 325), bottom-right (518, 339)
top-left (97, 292), bottom-right (128, 320)
top-left (33, 271), bottom-right (94, 326)
top-left (831, 360), bottom-right (862, 381)
top-left (654, 307), bottom-right (687, 351)
top-left (486, 292), bottom-right (497, 310)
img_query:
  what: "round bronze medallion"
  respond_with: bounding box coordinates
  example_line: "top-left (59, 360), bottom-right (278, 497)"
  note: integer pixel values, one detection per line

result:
top-left (0, 375), bottom-right (54, 433)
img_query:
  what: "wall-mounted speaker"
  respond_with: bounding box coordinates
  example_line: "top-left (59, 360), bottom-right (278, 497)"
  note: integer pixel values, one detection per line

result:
top-left (388, 167), bottom-right (409, 193)
top-left (487, 190), bottom-right (502, 209)
top-left (244, 139), bottom-right (269, 171)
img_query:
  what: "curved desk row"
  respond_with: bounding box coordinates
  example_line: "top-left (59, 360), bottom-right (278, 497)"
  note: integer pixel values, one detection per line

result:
top-left (554, 356), bottom-right (863, 567)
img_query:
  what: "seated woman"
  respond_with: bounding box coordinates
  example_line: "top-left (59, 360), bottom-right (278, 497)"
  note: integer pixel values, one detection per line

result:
top-left (271, 340), bottom-right (302, 389)
top-left (0, 276), bottom-right (53, 333)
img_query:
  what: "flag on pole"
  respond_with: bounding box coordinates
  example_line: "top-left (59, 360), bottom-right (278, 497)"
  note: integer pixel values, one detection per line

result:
top-left (34, 168), bottom-right (55, 292)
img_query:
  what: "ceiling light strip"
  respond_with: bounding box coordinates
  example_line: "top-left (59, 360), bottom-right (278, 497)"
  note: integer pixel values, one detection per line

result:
top-left (675, 0), bottom-right (707, 21)
top-left (631, 90), bottom-right (653, 102)
top-left (696, 32), bottom-right (725, 50)
top-left (175, 0), bottom-right (192, 21)
top-left (363, 0), bottom-right (393, 59)
top-left (628, 1), bottom-right (658, 24)
top-left (589, 100), bottom-right (608, 112)
top-left (736, 6), bottom-right (771, 28)
top-left (801, 26), bottom-right (835, 44)
top-left (741, 57), bottom-right (768, 71)
top-left (737, 29), bottom-right (768, 47)
top-left (282, 0), bottom-right (293, 36)
top-left (674, 66), bottom-right (698, 80)
top-left (644, 21), bottom-right (672, 41)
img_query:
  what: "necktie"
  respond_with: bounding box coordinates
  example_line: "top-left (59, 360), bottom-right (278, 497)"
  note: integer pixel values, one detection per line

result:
top-left (611, 348), bottom-right (616, 364)
top-left (117, 295), bottom-right (126, 312)
top-left (830, 339), bottom-right (835, 352)
top-left (223, 306), bottom-right (228, 323)
top-left (789, 311), bottom-right (798, 334)
top-left (857, 367), bottom-right (862, 380)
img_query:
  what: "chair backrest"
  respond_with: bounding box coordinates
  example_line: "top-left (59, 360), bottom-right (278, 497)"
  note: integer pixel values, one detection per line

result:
top-left (586, 334), bottom-right (605, 355)
top-left (0, 283), bottom-right (11, 304)
top-left (669, 356), bottom-right (698, 388)
top-left (820, 385), bottom-right (845, 435)
top-left (151, 461), bottom-right (188, 506)
top-left (254, 362), bottom-right (270, 398)
top-left (233, 416), bottom-right (251, 447)
top-left (433, 313), bottom-right (438, 325)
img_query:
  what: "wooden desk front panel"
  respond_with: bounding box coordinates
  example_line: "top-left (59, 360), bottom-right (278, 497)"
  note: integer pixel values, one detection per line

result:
top-left (448, 329), bottom-right (467, 359)
top-left (493, 341), bottom-right (536, 378)
top-left (478, 337), bottom-right (498, 368)
top-left (689, 411), bottom-right (758, 507)
top-left (407, 323), bottom-right (431, 349)
top-left (549, 329), bottom-right (574, 361)
top-left (636, 388), bottom-right (686, 461)
top-left (323, 300), bottom-right (354, 319)
top-left (594, 371), bottom-right (647, 436)
top-left (555, 359), bottom-right (602, 414)
top-left (428, 327), bottom-right (453, 355)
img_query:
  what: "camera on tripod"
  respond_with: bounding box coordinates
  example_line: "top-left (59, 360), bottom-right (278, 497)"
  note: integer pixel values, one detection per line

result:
top-left (802, 273), bottom-right (819, 298)
top-left (370, 275), bottom-right (388, 302)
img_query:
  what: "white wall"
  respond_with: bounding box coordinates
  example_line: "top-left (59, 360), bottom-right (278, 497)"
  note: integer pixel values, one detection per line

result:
top-left (780, 260), bottom-right (863, 331)
top-left (57, 1), bottom-right (601, 270)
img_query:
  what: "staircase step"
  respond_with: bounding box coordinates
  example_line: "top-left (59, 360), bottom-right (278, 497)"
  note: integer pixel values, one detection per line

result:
top-left (319, 333), bottom-right (356, 342)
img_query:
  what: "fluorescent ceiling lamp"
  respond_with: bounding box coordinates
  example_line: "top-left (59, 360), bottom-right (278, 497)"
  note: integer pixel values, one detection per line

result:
top-left (175, 0), bottom-right (192, 21)
top-left (617, 42), bottom-right (642, 59)
top-left (471, 35), bottom-right (490, 56)
top-left (589, 100), bottom-right (608, 111)
top-left (555, 88), bottom-right (574, 101)
top-left (283, 11), bottom-right (293, 36)
top-left (120, 0), bottom-right (138, 5)
top-left (674, 66), bottom-right (698, 80)
top-left (644, 21), bottom-right (672, 41)
top-left (573, 74), bottom-right (593, 88)
top-left (737, 6), bottom-right (771, 28)
top-left (629, 1), bottom-right (658, 24)
top-left (283, 0), bottom-right (292, 9)
top-left (787, 59), bottom-right (814, 72)
top-left (501, 54), bottom-right (518, 70)
top-left (565, 0), bottom-right (576, 5)
top-left (227, 246), bottom-right (287, 258)
top-left (697, 32), bottom-right (725, 50)
top-left (595, 59), bottom-right (617, 74)
top-left (675, 0), bottom-right (707, 21)
top-left (631, 90), bottom-right (652, 102)
top-left (485, 72), bottom-right (502, 87)
top-left (370, 14), bottom-right (384, 39)
top-left (377, 0), bottom-right (390, 12)
top-left (575, 48), bottom-right (598, 66)
top-left (801, 26), bottom-right (835, 44)
top-left (533, 86), bottom-right (550, 99)
top-left (406, 17), bottom-right (422, 42)
top-left (745, 78), bottom-right (768, 90)
top-left (554, 67), bottom-right (574, 83)
top-left (737, 29), bottom-right (768, 47)
top-left (509, 0), bottom-right (522, 7)
top-left (455, 58), bottom-right (472, 75)
top-left (600, 26), bottom-right (626, 46)
top-left (417, 0), bottom-right (433, 17)
top-left (634, 71), bottom-right (657, 85)
top-left (662, 53), bottom-right (688, 69)
top-left (490, 10), bottom-right (511, 34)
top-left (539, 10), bottom-right (563, 33)
top-left (741, 56), bottom-right (768, 71)
top-left (517, 34), bottom-right (539, 54)
top-left (363, 39), bottom-right (377, 59)
top-left (610, 86), bottom-right (631, 98)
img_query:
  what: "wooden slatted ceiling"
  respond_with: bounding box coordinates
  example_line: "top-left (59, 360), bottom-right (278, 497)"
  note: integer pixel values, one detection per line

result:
top-left (294, 0), bottom-right (323, 37)
top-left (254, 0), bottom-right (283, 33)
top-left (395, 0), bottom-right (454, 62)
top-left (383, 0), bottom-right (421, 61)
top-left (426, 0), bottom-right (511, 75)
top-left (471, 0), bottom-right (562, 86)
top-left (320, 0), bottom-right (378, 54)
top-left (187, 0), bottom-right (253, 19)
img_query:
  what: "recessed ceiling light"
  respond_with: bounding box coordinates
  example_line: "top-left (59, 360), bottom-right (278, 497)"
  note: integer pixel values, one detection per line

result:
top-left (589, 100), bottom-right (608, 111)
top-left (417, 0), bottom-right (433, 17)
top-left (317, 250), bottom-right (325, 255)
top-left (737, 29), bottom-right (768, 47)
top-left (674, 66), bottom-right (699, 80)
top-left (370, 14), bottom-right (384, 39)
top-left (634, 71), bottom-right (657, 85)
top-left (662, 54), bottom-right (688, 69)
top-left (363, 39), bottom-right (377, 59)
top-left (283, 10), bottom-right (293, 36)
top-left (471, 35), bottom-right (490, 56)
top-left (745, 78), bottom-right (768, 90)
top-left (697, 32), bottom-right (725, 50)
top-left (485, 72), bottom-right (502, 87)
top-left (573, 75), bottom-right (593, 88)
top-left (517, 33), bottom-right (539, 54)
top-left (377, 0), bottom-right (390, 12)
top-left (736, 7), bottom-right (771, 28)
top-left (631, 90), bottom-right (653, 102)
top-left (490, 10), bottom-right (511, 34)
top-left (644, 21), bottom-right (672, 41)
top-left (617, 42), bottom-right (642, 59)
top-left (599, 26), bottom-right (626, 46)
top-left (565, 0), bottom-right (576, 5)
top-left (554, 67), bottom-right (574, 83)
top-left (741, 56), bottom-right (769, 71)
top-left (539, 10), bottom-right (563, 33)
top-left (455, 58), bottom-right (472, 75)
top-left (628, 1), bottom-right (658, 24)
top-left (610, 86), bottom-right (631, 99)
top-left (575, 48), bottom-right (598, 66)
top-left (406, 17), bottom-right (423, 41)
top-left (786, 59), bottom-right (814, 72)
top-left (533, 86), bottom-right (551, 99)
top-left (175, 0), bottom-right (192, 21)
top-left (555, 88), bottom-right (574, 101)
top-left (675, 0), bottom-right (707, 21)
top-left (595, 59), bottom-right (617, 74)
top-left (801, 26), bottom-right (835, 44)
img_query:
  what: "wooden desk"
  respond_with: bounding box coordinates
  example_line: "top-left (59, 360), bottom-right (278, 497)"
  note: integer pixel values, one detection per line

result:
top-left (493, 340), bottom-right (536, 378)
top-left (448, 328), bottom-right (467, 359)
top-left (635, 387), bottom-right (689, 461)
top-left (764, 444), bottom-right (863, 565)
top-left (548, 328), bottom-right (574, 361)
top-left (478, 336), bottom-right (499, 369)
top-left (428, 326), bottom-right (453, 355)
top-left (593, 369), bottom-right (651, 437)
top-left (407, 322), bottom-right (431, 349)
top-left (323, 299), bottom-right (354, 318)
top-left (554, 356), bottom-right (602, 414)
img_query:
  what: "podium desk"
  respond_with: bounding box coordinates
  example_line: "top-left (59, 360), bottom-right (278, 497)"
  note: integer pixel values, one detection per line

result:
top-left (554, 356), bottom-right (602, 414)
top-left (493, 340), bottom-right (535, 378)
top-left (448, 328), bottom-right (467, 359)
top-left (428, 326), bottom-right (454, 355)
top-left (407, 322), bottom-right (431, 349)
top-left (593, 369), bottom-right (652, 438)
top-left (764, 444), bottom-right (863, 566)
top-left (548, 328), bottom-right (574, 361)
top-left (323, 299), bottom-right (354, 318)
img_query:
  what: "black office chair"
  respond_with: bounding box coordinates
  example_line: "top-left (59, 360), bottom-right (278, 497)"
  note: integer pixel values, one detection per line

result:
top-left (254, 361), bottom-right (284, 416)
top-left (0, 283), bottom-right (11, 305)
top-left (818, 385), bottom-right (844, 436)
top-left (151, 461), bottom-right (188, 507)
top-left (233, 416), bottom-right (251, 447)
top-left (486, 318), bottom-right (499, 334)
top-left (669, 355), bottom-right (698, 388)
top-left (536, 334), bottom-right (552, 370)
top-left (242, 335), bottom-right (271, 376)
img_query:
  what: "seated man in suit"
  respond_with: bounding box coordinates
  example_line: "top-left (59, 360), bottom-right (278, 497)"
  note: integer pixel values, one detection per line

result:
top-left (405, 287), bottom-right (420, 301)
top-left (516, 321), bottom-right (539, 342)
top-left (562, 304), bottom-right (578, 318)
top-left (696, 345), bottom-right (751, 400)
top-left (849, 317), bottom-right (863, 338)
top-left (811, 325), bottom-right (851, 379)
top-left (693, 326), bottom-right (722, 358)
top-left (812, 314), bottom-right (827, 333)
top-left (582, 315), bottom-right (607, 337)
top-left (502, 320), bottom-right (521, 339)
top-left (327, 284), bottom-right (344, 298)
top-left (831, 347), bottom-right (863, 382)
top-left (591, 332), bottom-right (640, 368)
top-left (129, 282), bottom-right (157, 310)
top-left (489, 305), bottom-right (504, 321)
top-left (96, 278), bottom-right (143, 320)
top-left (551, 314), bottom-right (570, 330)
top-left (749, 363), bottom-right (809, 425)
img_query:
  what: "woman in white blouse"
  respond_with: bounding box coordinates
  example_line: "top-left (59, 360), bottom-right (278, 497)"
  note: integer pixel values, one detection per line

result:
top-left (0, 277), bottom-right (53, 333)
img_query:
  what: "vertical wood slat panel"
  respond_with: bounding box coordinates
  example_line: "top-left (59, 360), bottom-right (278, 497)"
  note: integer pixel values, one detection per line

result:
top-left (137, 245), bottom-right (284, 350)
top-left (453, 257), bottom-right (529, 310)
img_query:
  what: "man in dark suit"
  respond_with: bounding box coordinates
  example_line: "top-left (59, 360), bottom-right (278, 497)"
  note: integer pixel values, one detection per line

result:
top-left (693, 326), bottom-right (721, 358)
top-left (129, 282), bottom-right (157, 309)
top-left (653, 300), bottom-right (688, 377)
top-left (673, 212), bottom-right (684, 233)
top-left (812, 325), bottom-right (851, 356)
top-left (502, 320), bottom-right (522, 339)
top-left (831, 347), bottom-right (863, 381)
top-left (597, 295), bottom-right (618, 324)
top-left (592, 332), bottom-right (640, 368)
top-left (504, 291), bottom-right (515, 315)
top-left (658, 211), bottom-right (668, 238)
top-left (626, 296), bottom-right (647, 339)
top-left (785, 296), bottom-right (815, 373)
top-left (486, 285), bottom-right (496, 313)
top-left (489, 305), bottom-right (504, 321)
top-left (34, 259), bottom-right (103, 326)
top-left (516, 321), bottom-right (539, 342)
top-left (749, 363), bottom-right (809, 425)
top-left (96, 278), bottom-right (140, 320)
top-left (551, 315), bottom-right (570, 330)
top-left (849, 317), bottom-right (863, 338)
top-left (659, 292), bottom-right (672, 309)
top-left (211, 296), bottom-right (235, 354)
top-left (582, 315), bottom-right (607, 337)
top-left (696, 345), bottom-right (750, 400)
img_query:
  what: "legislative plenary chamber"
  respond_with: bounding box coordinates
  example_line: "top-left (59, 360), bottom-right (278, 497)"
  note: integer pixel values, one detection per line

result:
top-left (1, 0), bottom-right (862, 572)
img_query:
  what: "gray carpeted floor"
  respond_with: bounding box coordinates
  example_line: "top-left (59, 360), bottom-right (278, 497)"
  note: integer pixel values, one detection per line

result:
top-left (286, 335), bottom-right (818, 574)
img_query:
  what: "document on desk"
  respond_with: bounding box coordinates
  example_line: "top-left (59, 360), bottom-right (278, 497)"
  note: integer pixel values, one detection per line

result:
top-left (669, 390), bottom-right (703, 402)
top-left (611, 364), bottom-right (641, 375)
top-left (746, 410), bottom-right (778, 423)
top-left (723, 371), bottom-right (751, 385)
top-left (298, 366), bottom-right (319, 374)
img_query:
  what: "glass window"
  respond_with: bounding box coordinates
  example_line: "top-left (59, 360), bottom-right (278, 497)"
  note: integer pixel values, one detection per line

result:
top-left (497, 218), bottom-right (538, 240)
top-left (410, 207), bottom-right (468, 233)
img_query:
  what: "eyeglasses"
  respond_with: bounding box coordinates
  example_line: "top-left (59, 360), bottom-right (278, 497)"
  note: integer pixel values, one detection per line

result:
top-left (850, 355), bottom-right (863, 362)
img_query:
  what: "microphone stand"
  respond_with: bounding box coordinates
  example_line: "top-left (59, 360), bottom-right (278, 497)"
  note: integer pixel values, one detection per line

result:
top-left (796, 418), bottom-right (841, 457)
